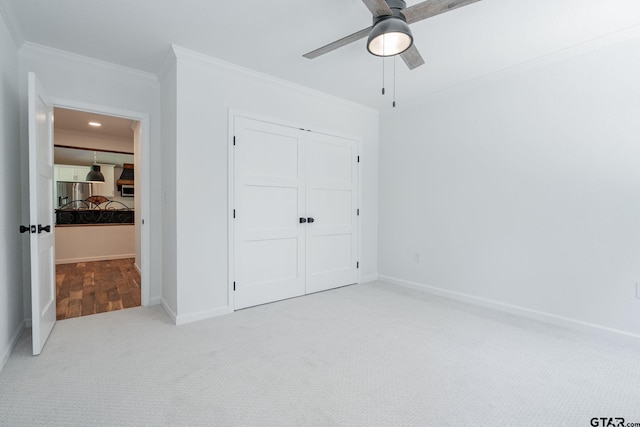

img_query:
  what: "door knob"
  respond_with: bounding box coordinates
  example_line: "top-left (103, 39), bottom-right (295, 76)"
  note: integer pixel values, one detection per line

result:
top-left (307, 217), bottom-right (315, 223)
top-left (38, 224), bottom-right (51, 234)
top-left (299, 217), bottom-right (307, 224)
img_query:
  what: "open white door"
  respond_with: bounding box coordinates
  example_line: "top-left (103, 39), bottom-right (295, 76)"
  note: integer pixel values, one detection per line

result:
top-left (28, 72), bottom-right (56, 355)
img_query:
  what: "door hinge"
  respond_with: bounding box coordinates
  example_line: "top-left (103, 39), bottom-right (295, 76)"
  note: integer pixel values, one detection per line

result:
top-left (357, 261), bottom-right (360, 269)
top-left (233, 281), bottom-right (236, 291)
top-left (233, 136), bottom-right (236, 146)
top-left (20, 225), bottom-right (37, 234)
top-left (357, 209), bottom-right (360, 216)
top-left (233, 209), bottom-right (236, 219)
top-left (357, 155), bottom-right (360, 163)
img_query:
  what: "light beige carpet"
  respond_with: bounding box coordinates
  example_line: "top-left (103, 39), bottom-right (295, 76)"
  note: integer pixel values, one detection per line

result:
top-left (1, 281), bottom-right (639, 426)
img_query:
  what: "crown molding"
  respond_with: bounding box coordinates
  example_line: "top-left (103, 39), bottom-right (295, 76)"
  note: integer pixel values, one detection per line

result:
top-left (386, 23), bottom-right (640, 111)
top-left (20, 42), bottom-right (159, 85)
top-left (171, 45), bottom-right (378, 116)
top-left (0, 0), bottom-right (24, 48)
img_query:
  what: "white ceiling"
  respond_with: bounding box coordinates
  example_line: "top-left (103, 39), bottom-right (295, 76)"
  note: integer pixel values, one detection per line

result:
top-left (3, 0), bottom-right (640, 109)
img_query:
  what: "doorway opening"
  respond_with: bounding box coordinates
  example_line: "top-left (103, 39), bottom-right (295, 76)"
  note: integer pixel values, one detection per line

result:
top-left (53, 107), bottom-right (141, 320)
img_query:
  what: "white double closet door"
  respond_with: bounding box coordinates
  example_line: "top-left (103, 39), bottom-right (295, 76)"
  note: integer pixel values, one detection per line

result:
top-left (233, 117), bottom-right (359, 310)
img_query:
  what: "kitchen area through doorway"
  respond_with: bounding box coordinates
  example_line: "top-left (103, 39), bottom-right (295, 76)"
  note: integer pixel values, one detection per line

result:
top-left (53, 107), bottom-right (141, 320)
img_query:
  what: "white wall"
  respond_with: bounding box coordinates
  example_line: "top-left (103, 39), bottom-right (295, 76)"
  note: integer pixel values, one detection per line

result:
top-left (0, 10), bottom-right (24, 371)
top-left (162, 46), bottom-right (379, 324)
top-left (378, 36), bottom-right (640, 337)
top-left (159, 56), bottom-right (177, 317)
top-left (55, 225), bottom-right (135, 264)
top-left (19, 43), bottom-right (163, 315)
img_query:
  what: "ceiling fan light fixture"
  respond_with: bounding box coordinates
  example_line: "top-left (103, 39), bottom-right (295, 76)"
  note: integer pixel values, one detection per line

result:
top-left (367, 16), bottom-right (413, 57)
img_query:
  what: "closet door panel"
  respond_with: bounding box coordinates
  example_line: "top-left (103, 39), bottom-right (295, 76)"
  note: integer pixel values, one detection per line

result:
top-left (234, 118), bottom-right (306, 309)
top-left (305, 132), bottom-right (358, 294)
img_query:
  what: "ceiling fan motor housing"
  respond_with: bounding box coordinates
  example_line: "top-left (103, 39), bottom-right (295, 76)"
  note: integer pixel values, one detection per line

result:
top-left (377, 0), bottom-right (407, 20)
top-left (371, 0), bottom-right (409, 34)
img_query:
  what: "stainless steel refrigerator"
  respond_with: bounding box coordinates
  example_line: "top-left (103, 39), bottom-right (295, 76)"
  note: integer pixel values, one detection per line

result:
top-left (56, 181), bottom-right (92, 209)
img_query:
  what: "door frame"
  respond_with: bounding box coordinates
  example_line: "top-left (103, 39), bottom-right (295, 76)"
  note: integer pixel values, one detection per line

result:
top-left (227, 109), bottom-right (363, 311)
top-left (50, 97), bottom-right (151, 306)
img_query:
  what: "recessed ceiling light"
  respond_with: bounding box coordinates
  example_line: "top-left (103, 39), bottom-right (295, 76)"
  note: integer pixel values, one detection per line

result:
top-left (88, 121), bottom-right (102, 127)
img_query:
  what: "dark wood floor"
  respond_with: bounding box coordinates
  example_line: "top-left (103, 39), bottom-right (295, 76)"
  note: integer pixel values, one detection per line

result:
top-left (56, 258), bottom-right (141, 320)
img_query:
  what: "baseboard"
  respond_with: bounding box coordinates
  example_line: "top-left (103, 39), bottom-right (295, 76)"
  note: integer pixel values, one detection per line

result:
top-left (160, 299), bottom-right (177, 324)
top-left (1, 321), bottom-right (25, 373)
top-left (134, 263), bottom-right (141, 275)
top-left (56, 254), bottom-right (135, 265)
top-left (359, 275), bottom-right (379, 283)
top-left (148, 296), bottom-right (162, 306)
top-left (379, 275), bottom-right (640, 341)
top-left (175, 306), bottom-right (232, 326)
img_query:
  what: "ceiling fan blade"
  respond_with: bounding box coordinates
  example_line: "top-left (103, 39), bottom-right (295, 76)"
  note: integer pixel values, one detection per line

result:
top-left (303, 27), bottom-right (372, 59)
top-left (400, 44), bottom-right (425, 70)
top-left (361, 0), bottom-right (393, 17)
top-left (403, 0), bottom-right (482, 24)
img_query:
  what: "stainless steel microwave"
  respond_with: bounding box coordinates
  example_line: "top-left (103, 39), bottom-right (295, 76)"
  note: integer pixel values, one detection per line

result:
top-left (121, 185), bottom-right (134, 197)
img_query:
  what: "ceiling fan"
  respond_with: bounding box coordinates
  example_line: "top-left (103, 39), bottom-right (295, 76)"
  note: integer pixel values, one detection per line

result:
top-left (303, 0), bottom-right (482, 70)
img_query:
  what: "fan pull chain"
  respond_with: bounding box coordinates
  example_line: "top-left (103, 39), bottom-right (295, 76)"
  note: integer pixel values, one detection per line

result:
top-left (393, 55), bottom-right (397, 108)
top-left (381, 57), bottom-right (385, 95)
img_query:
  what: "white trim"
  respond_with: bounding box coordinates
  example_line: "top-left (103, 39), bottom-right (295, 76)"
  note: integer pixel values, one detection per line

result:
top-left (175, 306), bottom-right (232, 326)
top-left (134, 262), bottom-right (142, 276)
top-left (359, 275), bottom-right (379, 284)
top-left (55, 254), bottom-right (135, 265)
top-left (160, 299), bottom-right (177, 324)
top-left (0, 321), bottom-right (25, 373)
top-left (356, 140), bottom-right (362, 285)
top-left (50, 98), bottom-right (152, 307)
top-left (173, 45), bottom-right (376, 115)
top-left (379, 275), bottom-right (640, 342)
top-left (148, 296), bottom-right (162, 306)
top-left (229, 109), bottom-right (363, 143)
top-left (50, 98), bottom-right (148, 122)
top-left (227, 111), bottom-right (235, 312)
top-left (21, 42), bottom-right (158, 83)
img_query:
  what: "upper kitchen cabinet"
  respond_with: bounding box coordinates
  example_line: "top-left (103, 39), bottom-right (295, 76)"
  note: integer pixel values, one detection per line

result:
top-left (54, 164), bottom-right (91, 182)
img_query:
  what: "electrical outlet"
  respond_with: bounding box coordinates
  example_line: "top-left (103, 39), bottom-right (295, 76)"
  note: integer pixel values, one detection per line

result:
top-left (413, 253), bottom-right (420, 263)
